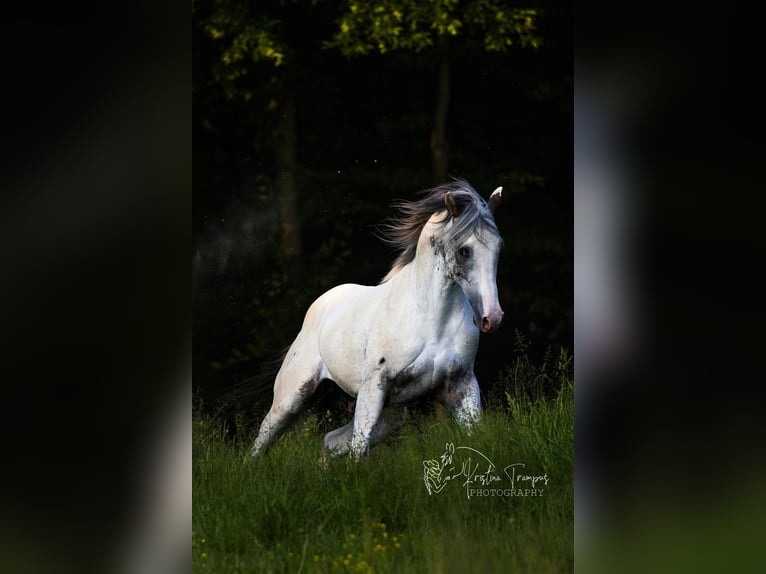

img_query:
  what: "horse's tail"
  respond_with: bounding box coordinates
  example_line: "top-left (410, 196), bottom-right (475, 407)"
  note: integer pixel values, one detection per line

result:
top-left (216, 352), bottom-right (285, 429)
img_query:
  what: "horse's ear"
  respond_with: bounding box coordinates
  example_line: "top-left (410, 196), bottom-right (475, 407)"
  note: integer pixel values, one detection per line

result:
top-left (488, 186), bottom-right (503, 213)
top-left (445, 191), bottom-right (460, 217)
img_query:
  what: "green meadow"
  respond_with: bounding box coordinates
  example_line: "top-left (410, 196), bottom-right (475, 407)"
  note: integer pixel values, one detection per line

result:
top-left (193, 338), bottom-right (573, 573)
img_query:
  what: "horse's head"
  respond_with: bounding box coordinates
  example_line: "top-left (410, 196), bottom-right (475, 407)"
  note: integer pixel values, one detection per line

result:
top-left (439, 186), bottom-right (504, 333)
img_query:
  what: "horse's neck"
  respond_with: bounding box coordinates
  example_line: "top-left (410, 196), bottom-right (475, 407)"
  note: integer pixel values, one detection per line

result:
top-left (394, 240), bottom-right (466, 325)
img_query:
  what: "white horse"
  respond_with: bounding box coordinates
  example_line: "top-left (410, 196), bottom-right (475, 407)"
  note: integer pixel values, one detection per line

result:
top-left (251, 180), bottom-right (504, 459)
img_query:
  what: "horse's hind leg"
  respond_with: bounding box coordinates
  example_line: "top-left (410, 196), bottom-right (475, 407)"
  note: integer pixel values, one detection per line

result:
top-left (250, 356), bottom-right (324, 457)
top-left (322, 420), bottom-right (354, 455)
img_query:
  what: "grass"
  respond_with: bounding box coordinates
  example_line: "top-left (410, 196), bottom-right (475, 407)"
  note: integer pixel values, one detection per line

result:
top-left (193, 335), bottom-right (573, 573)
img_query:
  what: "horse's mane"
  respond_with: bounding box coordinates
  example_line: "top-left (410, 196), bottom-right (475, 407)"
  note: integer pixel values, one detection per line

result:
top-left (378, 179), bottom-right (500, 282)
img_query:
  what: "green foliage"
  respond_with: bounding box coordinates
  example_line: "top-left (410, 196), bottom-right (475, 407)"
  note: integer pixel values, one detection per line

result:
top-left (194, 0), bottom-right (291, 101)
top-left (501, 329), bottom-right (573, 404)
top-left (502, 331), bottom-right (573, 472)
top-left (192, 0), bottom-right (572, 411)
top-left (195, 0), bottom-right (542, 99)
top-left (193, 337), bottom-right (573, 572)
top-left (328, 0), bottom-right (542, 56)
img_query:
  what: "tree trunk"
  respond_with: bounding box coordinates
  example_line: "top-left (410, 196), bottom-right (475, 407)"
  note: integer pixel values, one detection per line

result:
top-left (432, 41), bottom-right (451, 419)
top-left (431, 37), bottom-right (451, 185)
top-left (273, 92), bottom-right (302, 258)
top-left (433, 40), bottom-right (450, 420)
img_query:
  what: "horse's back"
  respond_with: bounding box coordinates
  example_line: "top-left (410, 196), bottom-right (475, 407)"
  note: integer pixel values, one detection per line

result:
top-left (304, 283), bottom-right (377, 326)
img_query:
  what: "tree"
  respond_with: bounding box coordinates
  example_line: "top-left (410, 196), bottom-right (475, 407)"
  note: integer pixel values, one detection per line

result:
top-left (194, 0), bottom-right (306, 258)
top-left (327, 0), bottom-right (541, 184)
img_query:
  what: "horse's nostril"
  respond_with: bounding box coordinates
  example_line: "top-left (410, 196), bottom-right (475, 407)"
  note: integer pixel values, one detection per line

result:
top-left (481, 317), bottom-right (491, 331)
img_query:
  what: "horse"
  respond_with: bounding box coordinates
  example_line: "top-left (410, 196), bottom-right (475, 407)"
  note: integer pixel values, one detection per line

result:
top-left (250, 180), bottom-right (504, 460)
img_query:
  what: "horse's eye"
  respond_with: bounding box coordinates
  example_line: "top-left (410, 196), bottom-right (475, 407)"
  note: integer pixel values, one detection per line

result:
top-left (458, 246), bottom-right (471, 258)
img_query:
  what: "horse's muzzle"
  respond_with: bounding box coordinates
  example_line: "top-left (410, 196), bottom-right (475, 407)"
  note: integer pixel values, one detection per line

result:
top-left (479, 309), bottom-right (504, 333)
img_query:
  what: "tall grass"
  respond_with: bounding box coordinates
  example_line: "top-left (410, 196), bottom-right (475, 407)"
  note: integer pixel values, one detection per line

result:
top-left (193, 333), bottom-right (573, 573)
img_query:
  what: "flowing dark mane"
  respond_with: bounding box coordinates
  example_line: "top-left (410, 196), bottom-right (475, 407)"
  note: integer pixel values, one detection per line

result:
top-left (378, 179), bottom-right (500, 282)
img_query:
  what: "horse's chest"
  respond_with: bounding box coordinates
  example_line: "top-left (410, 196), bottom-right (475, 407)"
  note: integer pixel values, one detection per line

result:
top-left (383, 361), bottom-right (441, 404)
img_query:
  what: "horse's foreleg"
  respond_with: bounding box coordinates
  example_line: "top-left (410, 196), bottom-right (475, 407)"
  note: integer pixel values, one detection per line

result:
top-left (324, 406), bottom-right (407, 457)
top-left (349, 381), bottom-right (387, 460)
top-left (437, 373), bottom-right (481, 427)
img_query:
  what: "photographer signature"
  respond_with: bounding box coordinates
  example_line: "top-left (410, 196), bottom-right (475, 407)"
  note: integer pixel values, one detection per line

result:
top-left (423, 443), bottom-right (549, 498)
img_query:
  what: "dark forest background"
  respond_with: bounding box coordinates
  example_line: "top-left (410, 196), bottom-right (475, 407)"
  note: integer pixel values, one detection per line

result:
top-left (192, 0), bottom-right (572, 414)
